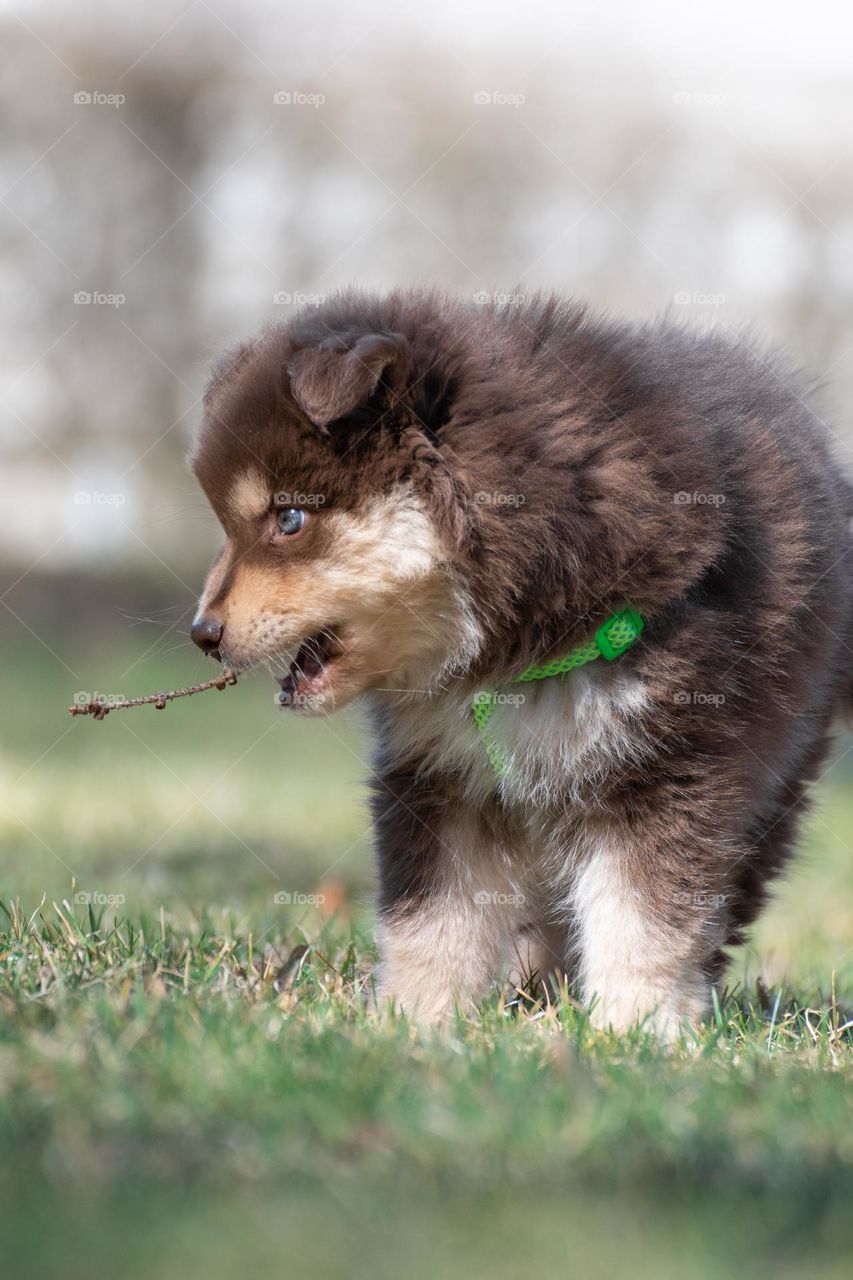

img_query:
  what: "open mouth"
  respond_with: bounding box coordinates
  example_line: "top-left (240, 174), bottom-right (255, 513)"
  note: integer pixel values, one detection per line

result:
top-left (276, 627), bottom-right (345, 708)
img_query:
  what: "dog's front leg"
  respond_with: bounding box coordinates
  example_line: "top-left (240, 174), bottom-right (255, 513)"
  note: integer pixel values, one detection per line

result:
top-left (372, 772), bottom-right (520, 1022)
top-left (569, 819), bottom-right (730, 1042)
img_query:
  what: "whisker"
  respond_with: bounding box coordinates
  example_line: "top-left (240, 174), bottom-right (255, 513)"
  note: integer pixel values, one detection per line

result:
top-left (158, 640), bottom-right (196, 657)
top-left (371, 687), bottom-right (436, 695)
top-left (118, 600), bottom-right (198, 681)
top-left (117, 601), bottom-right (193, 622)
top-left (124, 617), bottom-right (181, 629)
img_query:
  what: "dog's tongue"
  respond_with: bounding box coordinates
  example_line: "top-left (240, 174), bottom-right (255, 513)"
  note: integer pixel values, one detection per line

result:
top-left (301, 649), bottom-right (324, 678)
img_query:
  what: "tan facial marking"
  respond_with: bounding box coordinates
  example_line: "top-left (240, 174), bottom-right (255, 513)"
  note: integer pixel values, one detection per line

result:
top-left (228, 469), bottom-right (271, 522)
top-left (199, 486), bottom-right (480, 701)
top-left (219, 489), bottom-right (447, 643)
top-left (319, 493), bottom-right (444, 592)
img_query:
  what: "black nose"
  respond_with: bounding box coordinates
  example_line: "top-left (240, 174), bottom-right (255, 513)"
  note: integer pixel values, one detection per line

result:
top-left (191, 613), bottom-right (223, 658)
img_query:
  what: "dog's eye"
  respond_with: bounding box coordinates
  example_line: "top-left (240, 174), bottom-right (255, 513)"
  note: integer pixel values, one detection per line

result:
top-left (277, 507), bottom-right (306, 536)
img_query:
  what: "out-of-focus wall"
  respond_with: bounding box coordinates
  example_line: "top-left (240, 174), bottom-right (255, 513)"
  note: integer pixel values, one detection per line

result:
top-left (3, 0), bottom-right (853, 584)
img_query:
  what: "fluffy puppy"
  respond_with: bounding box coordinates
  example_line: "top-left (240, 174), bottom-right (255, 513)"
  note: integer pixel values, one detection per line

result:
top-left (191, 288), bottom-right (853, 1036)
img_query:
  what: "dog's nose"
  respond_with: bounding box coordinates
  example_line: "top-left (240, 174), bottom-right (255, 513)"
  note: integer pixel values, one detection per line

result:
top-left (191, 613), bottom-right (223, 658)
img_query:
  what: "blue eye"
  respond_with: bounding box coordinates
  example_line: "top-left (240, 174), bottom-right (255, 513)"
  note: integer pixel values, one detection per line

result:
top-left (277, 507), bottom-right (305, 535)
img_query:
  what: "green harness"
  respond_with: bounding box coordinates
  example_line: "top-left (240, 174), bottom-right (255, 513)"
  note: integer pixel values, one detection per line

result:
top-left (470, 606), bottom-right (645, 778)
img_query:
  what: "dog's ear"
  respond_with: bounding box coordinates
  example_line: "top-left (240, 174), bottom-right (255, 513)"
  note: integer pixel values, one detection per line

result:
top-left (287, 332), bottom-right (410, 431)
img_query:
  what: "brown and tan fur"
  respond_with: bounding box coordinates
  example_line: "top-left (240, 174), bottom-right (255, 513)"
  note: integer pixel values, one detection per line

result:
top-left (191, 287), bottom-right (853, 1039)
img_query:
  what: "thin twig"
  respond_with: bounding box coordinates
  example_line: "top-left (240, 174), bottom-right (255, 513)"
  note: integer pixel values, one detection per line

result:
top-left (68, 672), bottom-right (237, 720)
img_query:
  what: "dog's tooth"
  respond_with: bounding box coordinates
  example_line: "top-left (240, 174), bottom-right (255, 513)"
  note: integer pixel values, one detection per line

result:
top-left (277, 672), bottom-right (298, 706)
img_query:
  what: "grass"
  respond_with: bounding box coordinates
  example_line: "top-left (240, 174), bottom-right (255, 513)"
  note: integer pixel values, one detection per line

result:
top-left (1, 609), bottom-right (853, 1278)
top-left (1, 901), bottom-right (852, 1279)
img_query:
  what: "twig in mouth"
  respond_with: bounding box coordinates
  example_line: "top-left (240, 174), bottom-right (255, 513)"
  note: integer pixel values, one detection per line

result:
top-left (68, 671), bottom-right (237, 720)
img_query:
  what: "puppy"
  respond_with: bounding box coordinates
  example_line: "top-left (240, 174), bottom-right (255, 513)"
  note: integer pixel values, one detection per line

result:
top-left (191, 288), bottom-right (853, 1037)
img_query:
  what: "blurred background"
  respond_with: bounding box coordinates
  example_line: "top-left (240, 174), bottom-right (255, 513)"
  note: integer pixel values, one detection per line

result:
top-left (2, 0), bottom-right (852, 989)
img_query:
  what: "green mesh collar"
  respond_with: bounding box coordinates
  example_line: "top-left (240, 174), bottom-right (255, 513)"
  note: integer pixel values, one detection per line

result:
top-left (471, 607), bottom-right (644, 778)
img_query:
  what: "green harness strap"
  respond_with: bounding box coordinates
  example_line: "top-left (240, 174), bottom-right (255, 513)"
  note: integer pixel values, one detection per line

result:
top-left (471, 606), bottom-right (645, 778)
